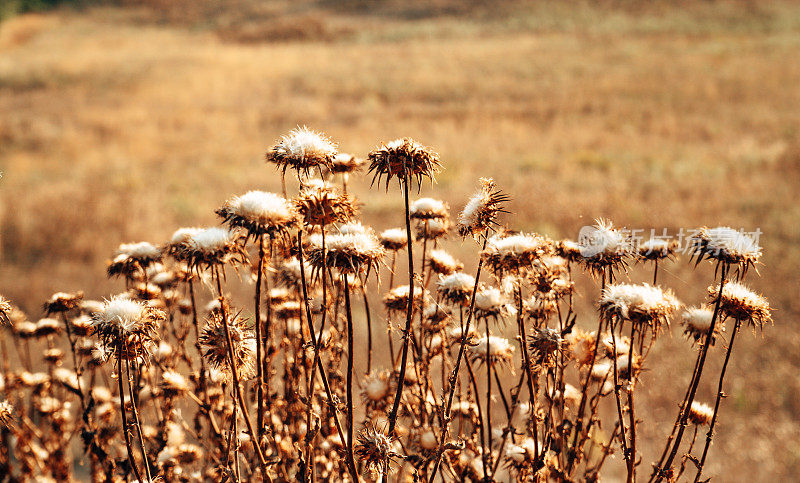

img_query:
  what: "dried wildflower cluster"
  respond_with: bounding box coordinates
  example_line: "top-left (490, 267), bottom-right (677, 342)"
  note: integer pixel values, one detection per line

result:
top-left (0, 128), bottom-right (772, 482)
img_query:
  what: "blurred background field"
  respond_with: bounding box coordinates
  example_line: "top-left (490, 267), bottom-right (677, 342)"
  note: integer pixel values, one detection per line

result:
top-left (1, 0), bottom-right (799, 480)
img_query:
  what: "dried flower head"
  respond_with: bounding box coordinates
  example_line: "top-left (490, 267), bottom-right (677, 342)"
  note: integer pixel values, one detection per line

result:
top-left (690, 226), bottom-right (761, 274)
top-left (709, 281), bottom-right (771, 328)
top-left (428, 249), bottom-right (462, 275)
top-left (473, 287), bottom-right (511, 320)
top-left (161, 370), bottom-right (190, 395)
top-left (108, 242), bottom-right (163, 279)
top-left (0, 296), bottom-right (11, 327)
top-left (423, 303), bottom-right (451, 331)
top-left (682, 306), bottom-right (723, 344)
top-left (524, 294), bottom-right (558, 320)
top-left (368, 137), bottom-right (441, 188)
top-left (469, 335), bottom-right (515, 367)
top-left (355, 423), bottom-right (398, 477)
top-left (458, 178), bottom-right (510, 237)
top-left (216, 191), bottom-right (298, 240)
top-left (383, 285), bottom-right (427, 314)
top-left (410, 197), bottom-right (449, 220)
top-left (53, 367), bottom-right (82, 392)
top-left (416, 217), bottom-right (449, 240)
top-left (688, 401), bottom-right (714, 426)
top-left (43, 291), bottom-right (84, 314)
top-left (92, 296), bottom-right (164, 360)
top-left (504, 437), bottom-right (538, 478)
top-left (306, 230), bottom-right (384, 275)
top-left (530, 256), bottom-right (573, 296)
top-left (15, 321), bottom-right (37, 339)
top-left (295, 181), bottom-right (357, 226)
top-left (266, 126), bottom-right (337, 176)
top-left (565, 329), bottom-right (596, 366)
top-left (379, 228), bottom-right (410, 251)
top-left (529, 327), bottom-right (564, 368)
top-left (600, 283), bottom-right (680, 332)
top-left (330, 152), bottom-right (364, 174)
top-left (556, 239), bottom-right (583, 263)
top-left (274, 257), bottom-right (314, 288)
top-left (361, 370), bottom-right (392, 403)
top-left (117, 241), bottom-right (163, 264)
top-left (199, 311), bottom-right (257, 382)
top-left (437, 272), bottom-right (476, 306)
top-left (578, 219), bottom-right (630, 277)
top-left (34, 317), bottom-right (61, 337)
top-left (169, 227), bottom-right (244, 272)
top-left (0, 400), bottom-right (12, 428)
top-left (482, 233), bottom-right (551, 274)
top-left (638, 238), bottom-right (678, 261)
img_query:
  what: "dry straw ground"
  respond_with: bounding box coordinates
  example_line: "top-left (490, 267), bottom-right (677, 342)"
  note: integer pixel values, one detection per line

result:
top-left (1, 0), bottom-right (799, 480)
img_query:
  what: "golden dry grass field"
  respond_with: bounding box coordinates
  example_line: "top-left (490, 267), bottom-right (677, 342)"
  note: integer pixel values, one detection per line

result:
top-left (1, 0), bottom-right (800, 480)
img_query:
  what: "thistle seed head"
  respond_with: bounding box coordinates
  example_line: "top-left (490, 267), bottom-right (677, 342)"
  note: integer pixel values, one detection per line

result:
top-left (199, 310), bottom-right (257, 383)
top-left (306, 230), bottom-right (384, 275)
top-left (682, 306), bottom-right (723, 344)
top-left (690, 226), bottom-right (761, 273)
top-left (482, 232), bottom-right (551, 274)
top-left (638, 238), bottom-right (678, 261)
top-left (468, 335), bottom-right (515, 368)
top-left (688, 401), bottom-right (714, 426)
top-left (437, 272), bottom-right (476, 306)
top-left (600, 283), bottom-right (680, 333)
top-left (266, 126), bottom-right (337, 177)
top-left (410, 197), bottom-right (449, 220)
top-left (355, 423), bottom-right (397, 477)
top-left (379, 228), bottom-right (410, 251)
top-left (92, 296), bottom-right (164, 360)
top-left (330, 152), bottom-right (364, 174)
top-left (428, 249), bottom-right (462, 275)
top-left (458, 178), bottom-right (510, 237)
top-left (43, 291), bottom-right (84, 314)
top-left (529, 327), bottom-right (564, 368)
top-left (709, 281), bottom-right (771, 329)
top-left (295, 181), bottom-right (357, 226)
top-left (216, 191), bottom-right (298, 240)
top-left (368, 137), bottom-right (441, 189)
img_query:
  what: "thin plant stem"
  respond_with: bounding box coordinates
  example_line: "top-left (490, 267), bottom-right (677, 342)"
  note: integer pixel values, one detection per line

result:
top-left (567, 269), bottom-right (608, 474)
top-left (656, 263), bottom-right (728, 480)
top-left (677, 426), bottom-right (699, 481)
top-left (296, 230), bottom-right (359, 482)
top-left (125, 355), bottom-right (153, 482)
top-left (693, 318), bottom-right (741, 482)
top-left (427, 235), bottom-right (487, 482)
top-left (608, 319), bottom-right (631, 481)
top-left (485, 319), bottom-right (492, 473)
top-left (387, 174), bottom-right (416, 435)
top-left (342, 273), bottom-right (356, 473)
top-left (254, 234), bottom-right (266, 440)
top-left (117, 339), bottom-right (145, 483)
top-left (627, 323), bottom-right (638, 483)
top-left (213, 267), bottom-right (273, 482)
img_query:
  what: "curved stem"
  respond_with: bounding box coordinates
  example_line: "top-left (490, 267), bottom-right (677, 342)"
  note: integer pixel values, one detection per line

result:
top-left (387, 174), bottom-right (415, 434)
top-left (254, 235), bottom-right (265, 440)
top-left (657, 263), bottom-right (728, 480)
top-left (342, 273), bottom-right (356, 473)
top-left (214, 268), bottom-right (273, 482)
top-left (296, 231), bottom-right (359, 481)
top-left (117, 341), bottom-right (144, 483)
top-left (693, 318), bottom-right (741, 482)
top-left (627, 323), bottom-right (638, 482)
top-left (609, 320), bottom-right (631, 480)
top-left (427, 235), bottom-right (487, 483)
